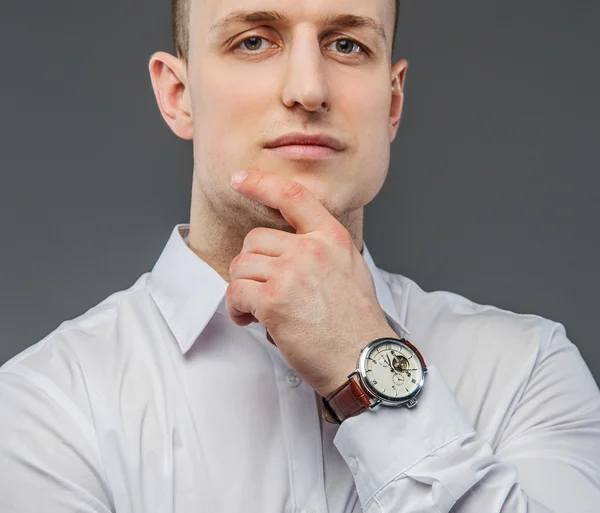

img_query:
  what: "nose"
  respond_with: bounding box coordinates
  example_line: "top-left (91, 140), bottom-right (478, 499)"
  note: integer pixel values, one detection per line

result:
top-left (281, 29), bottom-right (331, 114)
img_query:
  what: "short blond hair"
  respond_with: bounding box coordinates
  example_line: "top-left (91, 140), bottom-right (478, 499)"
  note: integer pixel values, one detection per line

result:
top-left (172, 1), bottom-right (401, 62)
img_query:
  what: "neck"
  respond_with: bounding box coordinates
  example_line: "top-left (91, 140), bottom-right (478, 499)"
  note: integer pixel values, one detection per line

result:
top-left (186, 171), bottom-right (365, 283)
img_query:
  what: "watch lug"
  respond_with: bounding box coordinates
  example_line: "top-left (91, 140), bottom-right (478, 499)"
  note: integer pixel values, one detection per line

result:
top-left (406, 398), bottom-right (417, 409)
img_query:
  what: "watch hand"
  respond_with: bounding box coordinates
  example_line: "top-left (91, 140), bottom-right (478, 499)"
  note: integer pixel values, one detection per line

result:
top-left (386, 354), bottom-right (400, 373)
top-left (386, 354), bottom-right (395, 369)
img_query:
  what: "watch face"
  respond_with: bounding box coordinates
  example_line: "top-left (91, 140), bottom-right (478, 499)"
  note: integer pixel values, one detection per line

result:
top-left (360, 338), bottom-right (425, 404)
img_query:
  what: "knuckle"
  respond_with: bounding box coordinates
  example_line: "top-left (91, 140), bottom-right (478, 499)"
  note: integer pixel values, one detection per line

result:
top-left (226, 281), bottom-right (237, 296)
top-left (262, 282), bottom-right (280, 308)
top-left (333, 227), bottom-right (353, 247)
top-left (277, 262), bottom-right (296, 283)
top-left (253, 174), bottom-right (265, 191)
top-left (281, 181), bottom-right (305, 200)
top-left (230, 253), bottom-right (245, 269)
top-left (245, 227), bottom-right (267, 247)
top-left (275, 255), bottom-right (292, 271)
top-left (242, 232), bottom-right (256, 252)
top-left (303, 238), bottom-right (325, 258)
top-left (250, 226), bottom-right (269, 238)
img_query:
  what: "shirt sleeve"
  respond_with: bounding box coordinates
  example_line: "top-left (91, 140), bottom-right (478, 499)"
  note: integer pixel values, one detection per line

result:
top-left (333, 322), bottom-right (600, 513)
top-left (0, 365), bottom-right (114, 512)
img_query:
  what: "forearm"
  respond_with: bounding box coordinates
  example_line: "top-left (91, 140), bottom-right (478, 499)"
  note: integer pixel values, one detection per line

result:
top-left (333, 364), bottom-right (600, 512)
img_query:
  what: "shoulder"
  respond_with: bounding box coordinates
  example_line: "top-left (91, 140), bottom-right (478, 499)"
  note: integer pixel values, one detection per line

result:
top-left (375, 267), bottom-right (566, 399)
top-left (0, 277), bottom-right (152, 510)
top-left (378, 267), bottom-right (558, 349)
top-left (0, 272), bottom-right (156, 408)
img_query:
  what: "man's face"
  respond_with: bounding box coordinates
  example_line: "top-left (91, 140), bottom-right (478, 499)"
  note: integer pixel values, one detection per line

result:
top-left (185, 0), bottom-right (404, 233)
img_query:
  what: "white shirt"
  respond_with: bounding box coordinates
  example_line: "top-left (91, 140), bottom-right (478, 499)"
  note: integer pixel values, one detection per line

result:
top-left (1, 223), bottom-right (599, 513)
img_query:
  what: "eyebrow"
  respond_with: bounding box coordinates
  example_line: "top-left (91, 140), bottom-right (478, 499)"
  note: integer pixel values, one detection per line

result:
top-left (209, 10), bottom-right (387, 43)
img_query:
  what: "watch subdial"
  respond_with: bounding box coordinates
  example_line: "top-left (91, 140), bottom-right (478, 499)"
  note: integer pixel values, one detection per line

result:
top-left (392, 373), bottom-right (405, 386)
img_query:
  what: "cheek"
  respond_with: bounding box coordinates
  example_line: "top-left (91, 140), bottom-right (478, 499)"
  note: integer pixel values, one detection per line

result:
top-left (189, 63), bottom-right (277, 185)
top-left (195, 64), bottom-right (275, 141)
top-left (342, 79), bottom-right (393, 201)
top-left (352, 79), bottom-right (393, 150)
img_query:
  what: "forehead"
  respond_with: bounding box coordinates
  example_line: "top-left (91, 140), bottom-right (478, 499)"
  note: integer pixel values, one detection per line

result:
top-left (191, 0), bottom-right (392, 42)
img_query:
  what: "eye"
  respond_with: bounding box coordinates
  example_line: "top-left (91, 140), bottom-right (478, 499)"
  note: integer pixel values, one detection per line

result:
top-left (233, 35), bottom-right (369, 57)
top-left (234, 35), bottom-right (273, 52)
top-left (326, 37), bottom-right (368, 56)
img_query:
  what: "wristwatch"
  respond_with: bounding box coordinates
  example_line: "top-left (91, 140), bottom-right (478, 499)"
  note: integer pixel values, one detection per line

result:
top-left (321, 337), bottom-right (427, 424)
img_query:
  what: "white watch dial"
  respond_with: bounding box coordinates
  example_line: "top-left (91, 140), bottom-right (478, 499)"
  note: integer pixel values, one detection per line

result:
top-left (364, 340), bottom-right (423, 399)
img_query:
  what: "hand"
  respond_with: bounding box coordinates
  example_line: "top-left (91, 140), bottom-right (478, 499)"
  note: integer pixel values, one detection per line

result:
top-left (226, 169), bottom-right (398, 398)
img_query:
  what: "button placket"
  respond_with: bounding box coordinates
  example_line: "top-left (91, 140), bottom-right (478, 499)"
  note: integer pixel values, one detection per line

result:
top-left (275, 363), bottom-right (329, 513)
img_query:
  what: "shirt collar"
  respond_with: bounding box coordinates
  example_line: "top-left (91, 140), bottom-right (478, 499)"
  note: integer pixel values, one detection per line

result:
top-left (360, 242), bottom-right (412, 338)
top-left (148, 224), bottom-right (410, 355)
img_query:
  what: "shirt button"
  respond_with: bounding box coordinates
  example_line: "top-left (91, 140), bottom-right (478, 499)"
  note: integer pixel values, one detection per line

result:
top-left (299, 507), bottom-right (315, 513)
top-left (285, 370), bottom-right (302, 388)
top-left (348, 456), bottom-right (359, 475)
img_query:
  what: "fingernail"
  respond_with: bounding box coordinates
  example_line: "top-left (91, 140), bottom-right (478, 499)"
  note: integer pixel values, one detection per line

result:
top-left (231, 170), bottom-right (248, 186)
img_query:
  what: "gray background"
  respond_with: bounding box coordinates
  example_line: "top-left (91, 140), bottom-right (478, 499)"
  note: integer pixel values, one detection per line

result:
top-left (1, 1), bottom-right (598, 384)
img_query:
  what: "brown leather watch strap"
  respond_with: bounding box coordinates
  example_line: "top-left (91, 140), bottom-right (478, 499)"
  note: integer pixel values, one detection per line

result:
top-left (322, 337), bottom-right (427, 424)
top-left (321, 372), bottom-right (374, 424)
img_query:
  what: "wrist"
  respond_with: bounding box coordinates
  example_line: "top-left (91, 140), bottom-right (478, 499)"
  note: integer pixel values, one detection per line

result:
top-left (321, 333), bottom-right (427, 424)
top-left (318, 327), bottom-right (401, 398)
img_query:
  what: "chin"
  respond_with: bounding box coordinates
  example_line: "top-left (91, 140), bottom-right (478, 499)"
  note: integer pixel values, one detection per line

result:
top-left (242, 202), bottom-right (294, 232)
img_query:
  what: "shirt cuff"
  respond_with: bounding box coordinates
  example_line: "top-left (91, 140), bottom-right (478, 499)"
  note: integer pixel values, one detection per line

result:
top-left (332, 364), bottom-right (475, 506)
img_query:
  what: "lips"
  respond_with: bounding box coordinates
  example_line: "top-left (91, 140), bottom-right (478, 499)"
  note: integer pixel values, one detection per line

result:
top-left (264, 132), bottom-right (345, 151)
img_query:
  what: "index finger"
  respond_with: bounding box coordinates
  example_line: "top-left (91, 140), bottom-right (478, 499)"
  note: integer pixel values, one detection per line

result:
top-left (230, 170), bottom-right (333, 234)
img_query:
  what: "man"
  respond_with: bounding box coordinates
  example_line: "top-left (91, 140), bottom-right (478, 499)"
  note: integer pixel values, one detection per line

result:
top-left (1, 0), bottom-right (599, 511)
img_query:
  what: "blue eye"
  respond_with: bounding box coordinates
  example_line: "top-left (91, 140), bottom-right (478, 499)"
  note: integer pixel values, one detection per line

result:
top-left (238, 36), bottom-right (270, 52)
top-left (327, 38), bottom-right (366, 55)
top-left (234, 35), bottom-right (368, 57)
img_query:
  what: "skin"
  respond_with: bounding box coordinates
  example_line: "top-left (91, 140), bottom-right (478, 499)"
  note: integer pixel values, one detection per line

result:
top-left (148, 0), bottom-right (408, 399)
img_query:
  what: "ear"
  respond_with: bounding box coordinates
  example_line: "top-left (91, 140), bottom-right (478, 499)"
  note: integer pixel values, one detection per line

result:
top-left (388, 59), bottom-right (408, 143)
top-left (148, 52), bottom-right (193, 140)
